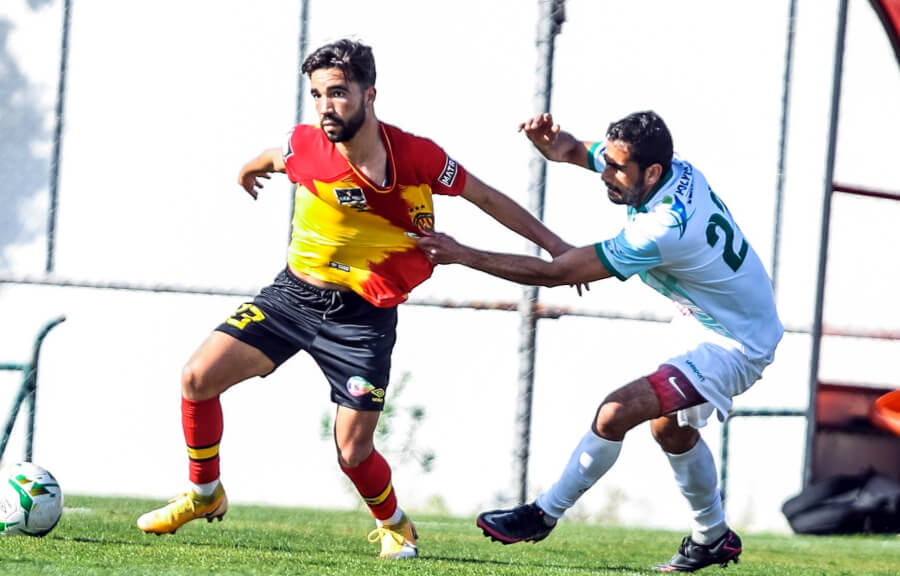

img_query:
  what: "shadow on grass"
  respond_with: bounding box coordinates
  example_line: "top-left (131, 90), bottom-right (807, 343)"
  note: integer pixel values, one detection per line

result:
top-left (420, 552), bottom-right (644, 573)
top-left (60, 533), bottom-right (652, 573)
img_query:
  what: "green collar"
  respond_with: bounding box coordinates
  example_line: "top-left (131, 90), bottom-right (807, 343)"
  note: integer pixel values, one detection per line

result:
top-left (634, 167), bottom-right (673, 212)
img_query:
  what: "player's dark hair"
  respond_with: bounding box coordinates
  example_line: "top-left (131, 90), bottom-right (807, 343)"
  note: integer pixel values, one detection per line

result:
top-left (606, 111), bottom-right (673, 174)
top-left (301, 39), bottom-right (376, 89)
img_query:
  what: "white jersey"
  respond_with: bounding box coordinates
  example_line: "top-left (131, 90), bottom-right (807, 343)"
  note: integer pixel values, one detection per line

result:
top-left (590, 143), bottom-right (783, 365)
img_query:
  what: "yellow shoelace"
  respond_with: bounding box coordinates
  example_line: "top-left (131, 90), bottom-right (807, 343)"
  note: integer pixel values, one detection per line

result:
top-left (367, 526), bottom-right (404, 545)
top-left (158, 493), bottom-right (197, 519)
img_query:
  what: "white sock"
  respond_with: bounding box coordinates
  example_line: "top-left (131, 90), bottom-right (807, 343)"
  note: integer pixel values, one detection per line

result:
top-left (376, 507), bottom-right (405, 527)
top-left (666, 438), bottom-right (727, 545)
top-left (536, 429), bottom-right (622, 519)
top-left (190, 479), bottom-right (219, 497)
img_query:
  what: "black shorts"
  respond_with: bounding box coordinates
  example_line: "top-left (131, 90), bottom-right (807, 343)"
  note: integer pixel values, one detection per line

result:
top-left (215, 268), bottom-right (398, 411)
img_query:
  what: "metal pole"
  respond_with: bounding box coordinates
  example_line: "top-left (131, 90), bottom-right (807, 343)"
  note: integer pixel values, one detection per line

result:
top-left (288, 0), bottom-right (311, 243)
top-left (512, 0), bottom-right (565, 505)
top-left (295, 0), bottom-right (310, 127)
top-left (0, 372), bottom-right (31, 464)
top-left (770, 0), bottom-right (797, 292)
top-left (803, 0), bottom-right (849, 488)
top-left (46, 0), bottom-right (73, 273)
top-left (23, 316), bottom-right (66, 462)
top-left (23, 367), bottom-right (37, 463)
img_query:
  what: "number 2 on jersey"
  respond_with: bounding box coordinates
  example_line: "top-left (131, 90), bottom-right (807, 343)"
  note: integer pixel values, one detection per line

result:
top-left (706, 190), bottom-right (748, 272)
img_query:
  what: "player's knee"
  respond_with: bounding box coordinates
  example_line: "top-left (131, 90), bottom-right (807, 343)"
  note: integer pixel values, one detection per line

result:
top-left (337, 440), bottom-right (373, 468)
top-left (652, 423), bottom-right (699, 453)
top-left (593, 401), bottom-right (631, 440)
top-left (181, 361), bottom-right (213, 400)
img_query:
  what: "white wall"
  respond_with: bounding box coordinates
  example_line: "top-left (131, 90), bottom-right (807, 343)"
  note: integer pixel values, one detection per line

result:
top-left (1, 0), bottom-right (898, 535)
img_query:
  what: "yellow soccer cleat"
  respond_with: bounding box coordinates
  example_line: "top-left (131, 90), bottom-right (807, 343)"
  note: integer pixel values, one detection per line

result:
top-left (367, 513), bottom-right (419, 559)
top-left (136, 483), bottom-right (228, 535)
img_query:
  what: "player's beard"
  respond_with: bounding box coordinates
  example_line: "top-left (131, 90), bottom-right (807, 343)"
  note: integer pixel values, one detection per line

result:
top-left (607, 170), bottom-right (650, 207)
top-left (322, 104), bottom-right (367, 143)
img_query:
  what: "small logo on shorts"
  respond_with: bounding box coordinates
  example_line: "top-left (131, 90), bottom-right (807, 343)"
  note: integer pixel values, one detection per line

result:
top-left (685, 360), bottom-right (706, 382)
top-left (347, 376), bottom-right (385, 402)
top-left (668, 376), bottom-right (688, 400)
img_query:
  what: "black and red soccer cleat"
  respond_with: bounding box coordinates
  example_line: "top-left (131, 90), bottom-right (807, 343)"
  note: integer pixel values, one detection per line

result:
top-left (476, 502), bottom-right (557, 544)
top-left (653, 528), bottom-right (742, 572)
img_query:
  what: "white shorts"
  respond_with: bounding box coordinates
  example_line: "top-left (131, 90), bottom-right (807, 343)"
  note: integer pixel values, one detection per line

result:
top-left (663, 313), bottom-right (772, 429)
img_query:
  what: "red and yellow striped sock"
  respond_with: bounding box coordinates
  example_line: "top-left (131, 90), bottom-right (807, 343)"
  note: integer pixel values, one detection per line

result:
top-left (182, 396), bottom-right (223, 485)
top-left (340, 449), bottom-right (397, 522)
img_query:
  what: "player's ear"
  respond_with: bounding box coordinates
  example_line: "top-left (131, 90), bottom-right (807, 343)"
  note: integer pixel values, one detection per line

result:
top-left (645, 163), bottom-right (663, 188)
top-left (365, 85), bottom-right (376, 107)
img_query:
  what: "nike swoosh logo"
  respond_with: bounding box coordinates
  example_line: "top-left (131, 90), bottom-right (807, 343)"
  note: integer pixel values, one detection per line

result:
top-left (668, 376), bottom-right (687, 400)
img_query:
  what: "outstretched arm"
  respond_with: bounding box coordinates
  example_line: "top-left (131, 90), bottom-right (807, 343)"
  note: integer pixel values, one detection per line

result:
top-left (457, 112), bottom-right (598, 254)
top-left (519, 113), bottom-right (595, 168)
top-left (460, 172), bottom-right (571, 257)
top-left (418, 232), bottom-right (612, 287)
top-left (237, 147), bottom-right (286, 199)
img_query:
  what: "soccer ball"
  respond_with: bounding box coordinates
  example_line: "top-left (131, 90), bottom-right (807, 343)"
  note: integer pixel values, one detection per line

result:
top-left (0, 462), bottom-right (64, 537)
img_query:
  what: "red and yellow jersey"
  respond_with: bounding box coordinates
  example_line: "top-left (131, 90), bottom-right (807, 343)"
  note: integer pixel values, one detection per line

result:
top-left (282, 122), bottom-right (467, 308)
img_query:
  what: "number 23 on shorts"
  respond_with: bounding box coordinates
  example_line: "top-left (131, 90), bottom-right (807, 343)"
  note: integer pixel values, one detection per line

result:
top-left (225, 303), bottom-right (266, 330)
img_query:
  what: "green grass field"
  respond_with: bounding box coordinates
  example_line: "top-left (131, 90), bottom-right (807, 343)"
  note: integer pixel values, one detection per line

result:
top-left (1, 495), bottom-right (898, 575)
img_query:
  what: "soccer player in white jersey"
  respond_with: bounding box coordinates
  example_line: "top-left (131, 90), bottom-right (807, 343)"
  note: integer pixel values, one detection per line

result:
top-left (417, 111), bottom-right (783, 572)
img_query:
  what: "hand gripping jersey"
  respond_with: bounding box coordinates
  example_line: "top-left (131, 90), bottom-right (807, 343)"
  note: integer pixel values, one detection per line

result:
top-left (282, 123), bottom-right (466, 307)
top-left (589, 143), bottom-right (783, 364)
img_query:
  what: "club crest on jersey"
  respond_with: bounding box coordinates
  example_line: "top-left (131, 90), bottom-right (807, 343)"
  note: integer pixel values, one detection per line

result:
top-left (414, 212), bottom-right (435, 232)
top-left (335, 187), bottom-right (369, 211)
top-left (438, 157), bottom-right (458, 187)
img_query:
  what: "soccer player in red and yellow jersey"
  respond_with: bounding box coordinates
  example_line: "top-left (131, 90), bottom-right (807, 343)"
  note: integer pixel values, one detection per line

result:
top-left (136, 39), bottom-right (573, 559)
